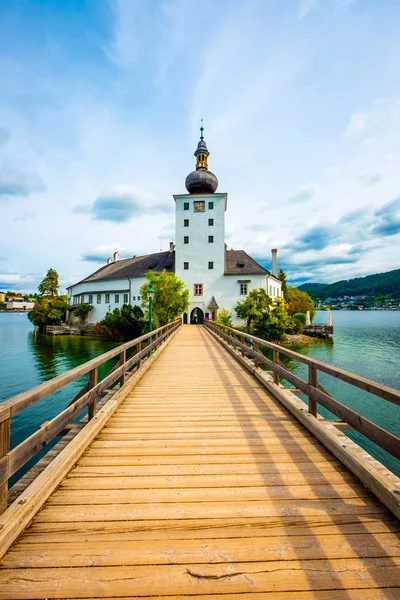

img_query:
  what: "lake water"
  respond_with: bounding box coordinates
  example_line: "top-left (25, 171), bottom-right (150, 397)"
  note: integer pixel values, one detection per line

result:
top-left (0, 310), bottom-right (399, 481)
top-left (0, 312), bottom-right (119, 483)
top-left (283, 310), bottom-right (400, 476)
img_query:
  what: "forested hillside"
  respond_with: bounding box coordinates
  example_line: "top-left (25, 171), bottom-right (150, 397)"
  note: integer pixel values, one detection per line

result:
top-left (298, 269), bottom-right (400, 300)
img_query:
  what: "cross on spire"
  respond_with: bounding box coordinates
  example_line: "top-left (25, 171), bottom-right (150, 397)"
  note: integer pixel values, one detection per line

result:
top-left (200, 119), bottom-right (204, 140)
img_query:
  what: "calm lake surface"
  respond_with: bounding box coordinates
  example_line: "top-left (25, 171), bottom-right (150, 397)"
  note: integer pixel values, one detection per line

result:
top-left (0, 310), bottom-right (399, 481)
top-left (283, 310), bottom-right (400, 476)
top-left (0, 312), bottom-right (119, 483)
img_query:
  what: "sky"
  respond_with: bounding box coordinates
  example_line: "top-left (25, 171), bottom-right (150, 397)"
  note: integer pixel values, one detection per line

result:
top-left (1, 0), bottom-right (400, 292)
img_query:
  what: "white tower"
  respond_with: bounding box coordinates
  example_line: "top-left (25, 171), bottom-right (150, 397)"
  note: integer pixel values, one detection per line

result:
top-left (174, 124), bottom-right (227, 323)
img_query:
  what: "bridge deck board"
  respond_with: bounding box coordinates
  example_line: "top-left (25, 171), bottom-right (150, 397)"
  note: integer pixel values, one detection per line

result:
top-left (0, 325), bottom-right (399, 598)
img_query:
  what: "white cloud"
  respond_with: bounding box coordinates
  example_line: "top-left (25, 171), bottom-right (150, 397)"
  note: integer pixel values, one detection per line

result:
top-left (0, 166), bottom-right (47, 198)
top-left (346, 111), bottom-right (368, 136)
top-left (288, 182), bottom-right (320, 203)
top-left (299, 0), bottom-right (318, 19)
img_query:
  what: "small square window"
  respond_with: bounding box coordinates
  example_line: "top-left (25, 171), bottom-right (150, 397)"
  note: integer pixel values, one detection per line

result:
top-left (184, 202), bottom-right (189, 210)
top-left (208, 201), bottom-right (214, 209)
top-left (184, 219), bottom-right (189, 227)
top-left (132, 296), bottom-right (136, 301)
top-left (208, 235), bottom-right (214, 243)
top-left (208, 218), bottom-right (214, 226)
top-left (105, 293), bottom-right (110, 303)
top-left (97, 294), bottom-right (101, 304)
top-left (115, 294), bottom-right (119, 304)
top-left (208, 262), bottom-right (214, 269)
top-left (88, 294), bottom-right (93, 304)
top-left (184, 262), bottom-right (189, 270)
top-left (184, 236), bottom-right (189, 244)
top-left (194, 283), bottom-right (203, 296)
top-left (240, 283), bottom-right (248, 295)
top-left (123, 293), bottom-right (128, 304)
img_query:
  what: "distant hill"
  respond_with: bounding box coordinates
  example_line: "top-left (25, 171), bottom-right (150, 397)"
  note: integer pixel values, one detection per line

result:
top-left (298, 269), bottom-right (400, 300)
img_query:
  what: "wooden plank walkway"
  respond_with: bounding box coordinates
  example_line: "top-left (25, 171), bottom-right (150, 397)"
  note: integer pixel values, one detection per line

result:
top-left (0, 325), bottom-right (399, 598)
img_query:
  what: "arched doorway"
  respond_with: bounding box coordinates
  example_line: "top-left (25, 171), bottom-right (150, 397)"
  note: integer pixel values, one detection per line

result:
top-left (183, 312), bottom-right (188, 324)
top-left (190, 307), bottom-right (204, 324)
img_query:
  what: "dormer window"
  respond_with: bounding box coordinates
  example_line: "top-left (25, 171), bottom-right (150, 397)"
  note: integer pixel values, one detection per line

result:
top-left (237, 262), bottom-right (245, 268)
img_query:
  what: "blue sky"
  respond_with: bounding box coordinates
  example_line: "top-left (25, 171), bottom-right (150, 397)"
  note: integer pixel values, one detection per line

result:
top-left (1, 0), bottom-right (400, 291)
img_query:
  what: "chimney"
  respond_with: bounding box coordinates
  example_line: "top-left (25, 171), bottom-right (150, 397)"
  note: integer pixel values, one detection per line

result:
top-left (107, 257), bottom-right (112, 265)
top-left (169, 241), bottom-right (174, 252)
top-left (113, 251), bottom-right (119, 262)
top-left (271, 248), bottom-right (277, 276)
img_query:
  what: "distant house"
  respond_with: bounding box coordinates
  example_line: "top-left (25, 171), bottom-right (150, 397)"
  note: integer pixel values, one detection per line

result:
top-left (6, 301), bottom-right (35, 311)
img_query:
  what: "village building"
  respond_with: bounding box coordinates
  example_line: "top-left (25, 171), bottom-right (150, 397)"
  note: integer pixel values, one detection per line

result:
top-left (67, 127), bottom-right (282, 324)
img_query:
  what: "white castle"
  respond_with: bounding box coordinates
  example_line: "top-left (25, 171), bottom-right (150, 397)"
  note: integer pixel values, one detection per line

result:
top-left (67, 126), bottom-right (282, 324)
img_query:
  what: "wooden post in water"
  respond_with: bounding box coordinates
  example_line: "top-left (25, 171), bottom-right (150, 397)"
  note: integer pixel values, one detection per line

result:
top-left (87, 367), bottom-right (98, 420)
top-left (308, 365), bottom-right (317, 416)
top-left (273, 350), bottom-right (280, 385)
top-left (0, 414), bottom-right (10, 513)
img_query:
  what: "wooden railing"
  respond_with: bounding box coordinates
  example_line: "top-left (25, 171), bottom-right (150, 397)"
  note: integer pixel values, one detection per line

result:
top-left (204, 321), bottom-right (400, 465)
top-left (0, 320), bottom-right (181, 513)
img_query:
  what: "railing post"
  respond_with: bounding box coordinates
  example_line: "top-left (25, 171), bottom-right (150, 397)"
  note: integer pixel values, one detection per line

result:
top-left (253, 342), bottom-right (259, 368)
top-left (138, 341), bottom-right (143, 367)
top-left (119, 349), bottom-right (126, 388)
top-left (88, 367), bottom-right (98, 420)
top-left (273, 350), bottom-right (280, 385)
top-left (308, 365), bottom-right (318, 416)
top-left (241, 334), bottom-right (246, 357)
top-left (0, 414), bottom-right (10, 514)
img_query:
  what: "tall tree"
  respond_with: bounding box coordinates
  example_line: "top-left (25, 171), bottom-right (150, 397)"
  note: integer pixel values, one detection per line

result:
top-left (140, 270), bottom-right (189, 329)
top-left (277, 269), bottom-right (288, 299)
top-left (38, 268), bottom-right (59, 297)
top-left (286, 286), bottom-right (316, 320)
top-left (28, 269), bottom-right (68, 331)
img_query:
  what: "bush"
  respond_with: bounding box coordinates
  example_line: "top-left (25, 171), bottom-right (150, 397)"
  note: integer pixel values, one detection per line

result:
top-left (73, 303), bottom-right (93, 325)
top-left (291, 312), bottom-right (306, 334)
top-left (215, 308), bottom-right (232, 327)
top-left (97, 304), bottom-right (144, 341)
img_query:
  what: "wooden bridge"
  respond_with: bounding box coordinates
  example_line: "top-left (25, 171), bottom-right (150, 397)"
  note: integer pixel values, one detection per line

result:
top-left (0, 322), bottom-right (399, 598)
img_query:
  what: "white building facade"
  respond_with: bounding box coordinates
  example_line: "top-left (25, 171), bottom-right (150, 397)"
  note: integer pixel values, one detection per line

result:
top-left (67, 128), bottom-right (282, 325)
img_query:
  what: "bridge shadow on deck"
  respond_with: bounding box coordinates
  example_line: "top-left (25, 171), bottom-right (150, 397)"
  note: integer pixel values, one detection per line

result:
top-left (199, 326), bottom-right (400, 596)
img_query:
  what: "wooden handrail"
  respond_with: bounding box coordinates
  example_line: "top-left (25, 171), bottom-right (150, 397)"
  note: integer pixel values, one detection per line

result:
top-left (204, 321), bottom-right (400, 462)
top-left (0, 320), bottom-right (181, 512)
top-left (204, 322), bottom-right (400, 407)
top-left (0, 321), bottom-right (179, 421)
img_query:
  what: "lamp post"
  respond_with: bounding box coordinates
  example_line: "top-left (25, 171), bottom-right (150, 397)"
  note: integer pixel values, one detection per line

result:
top-left (147, 285), bottom-right (155, 333)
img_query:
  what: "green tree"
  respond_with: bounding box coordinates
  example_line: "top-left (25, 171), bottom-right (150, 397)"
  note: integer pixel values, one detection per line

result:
top-left (277, 269), bottom-right (288, 299)
top-left (235, 290), bottom-right (292, 341)
top-left (286, 286), bottom-right (316, 320)
top-left (38, 268), bottom-right (59, 297)
top-left (235, 288), bottom-right (272, 332)
top-left (28, 269), bottom-right (68, 332)
top-left (215, 308), bottom-right (232, 327)
top-left (98, 304), bottom-right (144, 341)
top-left (140, 270), bottom-right (189, 329)
top-left (73, 303), bottom-right (93, 325)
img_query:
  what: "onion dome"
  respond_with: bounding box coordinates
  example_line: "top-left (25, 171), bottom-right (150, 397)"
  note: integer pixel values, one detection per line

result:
top-left (185, 121), bottom-right (218, 194)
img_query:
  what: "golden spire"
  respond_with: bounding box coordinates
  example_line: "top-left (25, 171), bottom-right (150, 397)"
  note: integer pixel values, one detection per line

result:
top-left (195, 119), bottom-right (209, 170)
